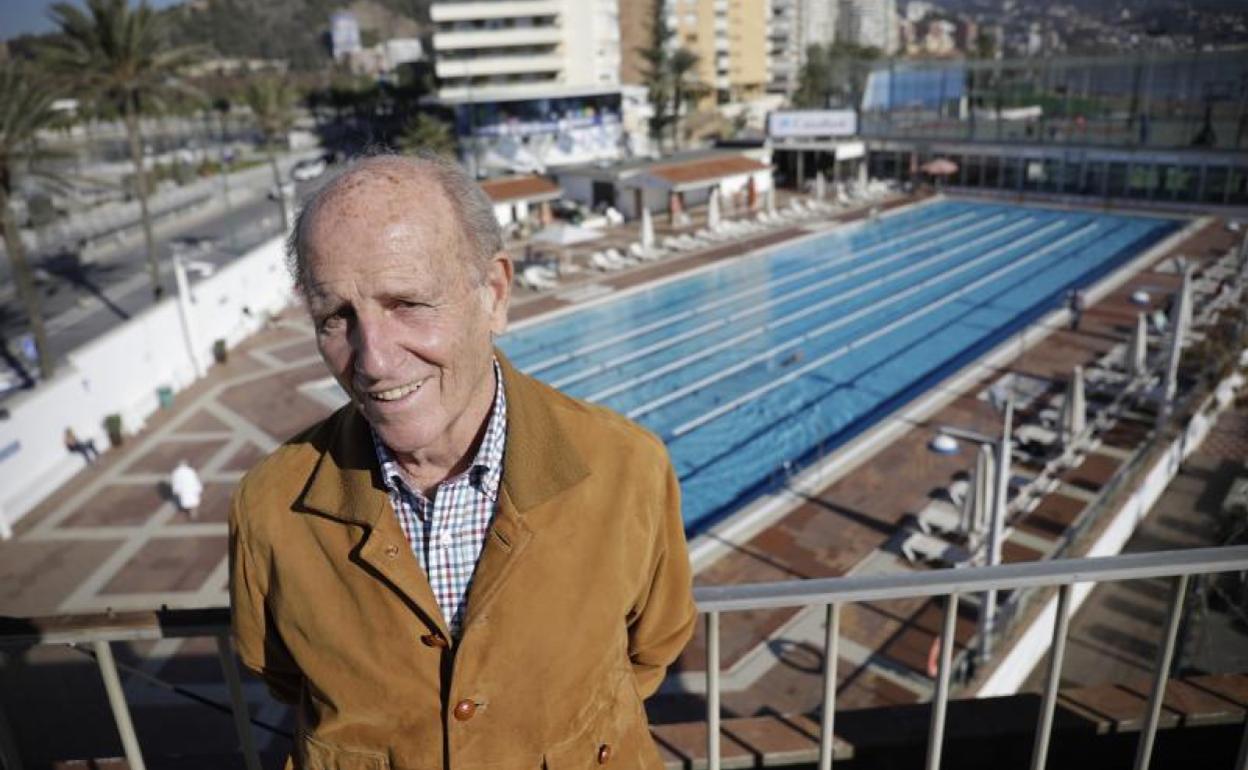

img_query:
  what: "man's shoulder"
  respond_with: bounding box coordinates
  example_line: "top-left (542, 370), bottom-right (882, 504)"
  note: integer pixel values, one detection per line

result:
top-left (513, 369), bottom-right (668, 462)
top-left (235, 406), bottom-right (348, 506)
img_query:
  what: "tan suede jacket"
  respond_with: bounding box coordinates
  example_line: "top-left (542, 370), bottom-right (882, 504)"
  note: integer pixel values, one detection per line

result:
top-left (230, 353), bottom-right (697, 770)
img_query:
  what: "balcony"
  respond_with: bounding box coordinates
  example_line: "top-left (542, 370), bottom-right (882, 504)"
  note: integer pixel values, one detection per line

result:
top-left (431, 0), bottom-right (561, 23)
top-left (435, 53), bottom-right (564, 79)
top-left (434, 26), bottom-right (563, 51)
top-left (3, 546), bottom-right (1245, 769)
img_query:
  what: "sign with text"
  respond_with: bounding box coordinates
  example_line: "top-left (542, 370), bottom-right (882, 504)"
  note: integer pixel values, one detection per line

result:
top-left (768, 110), bottom-right (858, 139)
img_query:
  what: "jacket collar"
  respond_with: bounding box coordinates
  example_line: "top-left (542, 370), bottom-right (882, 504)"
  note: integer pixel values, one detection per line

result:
top-left (299, 348), bottom-right (590, 525)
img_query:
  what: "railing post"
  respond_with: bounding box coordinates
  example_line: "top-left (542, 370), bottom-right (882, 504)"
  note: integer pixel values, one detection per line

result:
top-left (706, 611), bottom-right (721, 770)
top-left (925, 592), bottom-right (959, 770)
top-left (214, 632), bottom-right (263, 770)
top-left (1236, 709), bottom-right (1248, 770)
top-left (819, 603), bottom-right (840, 770)
top-left (0, 700), bottom-right (23, 770)
top-left (1133, 574), bottom-right (1189, 770)
top-left (93, 640), bottom-right (147, 770)
top-left (1030, 583), bottom-right (1073, 770)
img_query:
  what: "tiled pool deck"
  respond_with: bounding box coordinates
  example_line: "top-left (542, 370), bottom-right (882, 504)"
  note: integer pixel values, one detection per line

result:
top-left (1, 192), bottom-right (1243, 764)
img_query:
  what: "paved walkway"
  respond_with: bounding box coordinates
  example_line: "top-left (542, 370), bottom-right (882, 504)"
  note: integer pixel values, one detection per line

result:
top-left (1021, 404), bottom-right (1248, 692)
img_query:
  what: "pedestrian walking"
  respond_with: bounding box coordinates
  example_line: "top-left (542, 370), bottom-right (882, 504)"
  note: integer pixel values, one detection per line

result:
top-left (170, 460), bottom-right (203, 519)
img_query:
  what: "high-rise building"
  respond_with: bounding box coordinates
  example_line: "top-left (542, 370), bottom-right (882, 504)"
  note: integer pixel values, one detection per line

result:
top-left (669, 0), bottom-right (769, 105)
top-left (430, 0), bottom-right (621, 101)
top-left (837, 0), bottom-right (899, 54)
top-left (770, 0), bottom-right (840, 95)
top-left (769, 0), bottom-right (801, 94)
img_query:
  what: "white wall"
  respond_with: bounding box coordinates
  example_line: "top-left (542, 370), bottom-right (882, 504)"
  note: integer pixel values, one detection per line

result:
top-left (0, 236), bottom-right (295, 537)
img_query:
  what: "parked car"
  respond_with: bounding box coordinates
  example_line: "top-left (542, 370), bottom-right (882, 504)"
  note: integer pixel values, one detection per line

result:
top-left (291, 157), bottom-right (327, 182)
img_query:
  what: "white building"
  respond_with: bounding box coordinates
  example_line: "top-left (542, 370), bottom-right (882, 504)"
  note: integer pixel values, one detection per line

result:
top-left (430, 0), bottom-right (620, 102)
top-left (771, 0), bottom-right (839, 95)
top-left (769, 0), bottom-right (800, 94)
top-left (837, 0), bottom-right (899, 54)
top-left (330, 11), bottom-right (362, 62)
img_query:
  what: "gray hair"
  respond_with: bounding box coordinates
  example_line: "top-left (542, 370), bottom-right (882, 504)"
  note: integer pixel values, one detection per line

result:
top-left (286, 150), bottom-right (504, 290)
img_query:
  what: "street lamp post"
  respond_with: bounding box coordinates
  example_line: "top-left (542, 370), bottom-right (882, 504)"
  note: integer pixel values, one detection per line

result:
top-left (171, 244), bottom-right (215, 379)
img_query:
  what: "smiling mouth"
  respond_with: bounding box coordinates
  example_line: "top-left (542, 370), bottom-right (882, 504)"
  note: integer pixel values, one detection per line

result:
top-left (365, 378), bottom-right (429, 402)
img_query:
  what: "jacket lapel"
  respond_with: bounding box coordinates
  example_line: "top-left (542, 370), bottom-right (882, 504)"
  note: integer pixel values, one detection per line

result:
top-left (459, 352), bottom-right (590, 630)
top-left (300, 406), bottom-right (450, 639)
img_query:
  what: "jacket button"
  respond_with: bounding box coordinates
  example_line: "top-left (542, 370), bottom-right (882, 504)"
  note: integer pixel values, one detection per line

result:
top-left (597, 744), bottom-right (612, 764)
top-left (453, 700), bottom-right (477, 721)
top-left (420, 633), bottom-right (449, 648)
top-left (384, 544), bottom-right (399, 559)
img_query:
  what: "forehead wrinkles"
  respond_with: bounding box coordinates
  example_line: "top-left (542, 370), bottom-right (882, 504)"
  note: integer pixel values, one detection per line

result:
top-left (305, 176), bottom-right (470, 292)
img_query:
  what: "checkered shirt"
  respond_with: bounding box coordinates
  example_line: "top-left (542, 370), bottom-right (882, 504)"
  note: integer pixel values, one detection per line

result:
top-left (371, 361), bottom-right (506, 638)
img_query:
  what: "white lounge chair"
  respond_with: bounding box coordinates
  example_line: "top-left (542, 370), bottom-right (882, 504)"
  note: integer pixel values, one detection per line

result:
top-left (589, 251), bottom-right (620, 272)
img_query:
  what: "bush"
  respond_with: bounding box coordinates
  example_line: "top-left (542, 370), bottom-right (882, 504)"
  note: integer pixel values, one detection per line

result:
top-left (103, 413), bottom-right (123, 447)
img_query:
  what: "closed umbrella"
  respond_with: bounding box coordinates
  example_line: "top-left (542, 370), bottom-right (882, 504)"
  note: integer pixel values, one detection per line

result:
top-left (1163, 267), bottom-right (1191, 402)
top-left (815, 171), bottom-right (827, 201)
top-left (707, 187), bottom-right (721, 231)
top-left (766, 187), bottom-right (777, 217)
top-left (961, 443), bottom-right (996, 539)
top-left (1130, 312), bottom-right (1148, 378)
top-left (641, 207), bottom-right (655, 251)
top-left (1060, 366), bottom-right (1087, 446)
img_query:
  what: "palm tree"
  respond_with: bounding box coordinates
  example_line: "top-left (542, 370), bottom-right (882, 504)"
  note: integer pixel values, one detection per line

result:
top-left (41, 0), bottom-right (204, 300)
top-left (669, 47), bottom-right (703, 151)
top-left (242, 75), bottom-right (298, 232)
top-left (397, 113), bottom-right (456, 157)
top-left (0, 63), bottom-right (62, 381)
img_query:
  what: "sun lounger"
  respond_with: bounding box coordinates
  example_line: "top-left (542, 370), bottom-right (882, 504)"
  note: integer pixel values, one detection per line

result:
top-left (916, 499), bottom-right (963, 536)
top-left (589, 251), bottom-right (621, 272)
top-left (899, 529), bottom-right (973, 568)
top-left (518, 266), bottom-right (558, 291)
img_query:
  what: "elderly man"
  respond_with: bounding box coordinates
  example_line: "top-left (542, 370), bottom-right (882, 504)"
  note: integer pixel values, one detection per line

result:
top-left (229, 153), bottom-right (697, 769)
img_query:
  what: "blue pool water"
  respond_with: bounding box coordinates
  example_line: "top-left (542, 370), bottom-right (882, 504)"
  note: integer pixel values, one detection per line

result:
top-left (499, 201), bottom-right (1180, 532)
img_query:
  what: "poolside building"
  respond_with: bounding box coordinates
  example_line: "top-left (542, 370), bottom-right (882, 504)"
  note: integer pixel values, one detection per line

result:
top-left (858, 51), bottom-right (1248, 207)
top-left (479, 173), bottom-right (563, 230)
top-left (554, 150), bottom-right (774, 221)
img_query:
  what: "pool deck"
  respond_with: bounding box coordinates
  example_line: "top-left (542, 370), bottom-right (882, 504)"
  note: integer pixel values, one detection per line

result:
top-left (1, 192), bottom-right (1243, 764)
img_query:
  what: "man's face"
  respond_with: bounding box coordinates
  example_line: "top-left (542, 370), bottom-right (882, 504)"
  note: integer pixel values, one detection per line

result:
top-left (302, 174), bottom-right (511, 463)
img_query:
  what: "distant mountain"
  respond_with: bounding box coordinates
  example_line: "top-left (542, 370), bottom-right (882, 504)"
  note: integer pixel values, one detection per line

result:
top-left (164, 0), bottom-right (431, 70)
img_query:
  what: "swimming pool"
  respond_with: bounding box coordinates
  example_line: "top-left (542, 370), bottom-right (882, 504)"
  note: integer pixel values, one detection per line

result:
top-left (499, 200), bottom-right (1180, 532)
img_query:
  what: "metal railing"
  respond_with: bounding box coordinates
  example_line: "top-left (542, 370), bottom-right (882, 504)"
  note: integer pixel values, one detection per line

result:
top-left (2, 546), bottom-right (1247, 770)
top-left (695, 544), bottom-right (1248, 770)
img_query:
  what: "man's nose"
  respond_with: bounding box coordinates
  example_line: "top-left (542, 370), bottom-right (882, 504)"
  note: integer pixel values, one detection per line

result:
top-left (350, 309), bottom-right (399, 381)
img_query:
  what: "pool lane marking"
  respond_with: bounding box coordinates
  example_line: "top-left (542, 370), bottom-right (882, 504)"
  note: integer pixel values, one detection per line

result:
top-left (569, 215), bottom-right (1037, 397)
top-left (549, 213), bottom-right (1023, 389)
top-left (590, 215), bottom-right (1056, 406)
top-left (516, 208), bottom-right (985, 372)
top-left (666, 219), bottom-right (1104, 438)
top-left (624, 217), bottom-right (1087, 423)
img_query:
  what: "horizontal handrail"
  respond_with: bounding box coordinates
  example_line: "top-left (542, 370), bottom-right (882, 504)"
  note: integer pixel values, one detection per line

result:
top-left (4, 546), bottom-right (1246, 647)
top-left (693, 545), bottom-right (1248, 612)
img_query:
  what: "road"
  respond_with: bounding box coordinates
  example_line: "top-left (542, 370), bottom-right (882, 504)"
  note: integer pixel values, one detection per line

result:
top-left (0, 156), bottom-right (329, 399)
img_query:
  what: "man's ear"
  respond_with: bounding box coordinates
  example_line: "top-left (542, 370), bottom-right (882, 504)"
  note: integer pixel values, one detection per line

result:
top-left (484, 251), bottom-right (513, 335)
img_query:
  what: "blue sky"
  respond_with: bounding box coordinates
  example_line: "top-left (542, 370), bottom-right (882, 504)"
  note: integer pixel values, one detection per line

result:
top-left (2, 0), bottom-right (185, 41)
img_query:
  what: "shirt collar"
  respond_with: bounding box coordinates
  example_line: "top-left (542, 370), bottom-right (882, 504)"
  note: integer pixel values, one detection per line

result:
top-left (371, 359), bottom-right (507, 503)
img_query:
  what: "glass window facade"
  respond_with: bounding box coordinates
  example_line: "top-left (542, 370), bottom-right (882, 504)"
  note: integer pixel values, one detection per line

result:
top-left (860, 50), bottom-right (1248, 152)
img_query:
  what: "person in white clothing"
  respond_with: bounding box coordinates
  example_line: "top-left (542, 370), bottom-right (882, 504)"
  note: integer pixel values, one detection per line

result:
top-left (170, 460), bottom-right (203, 519)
